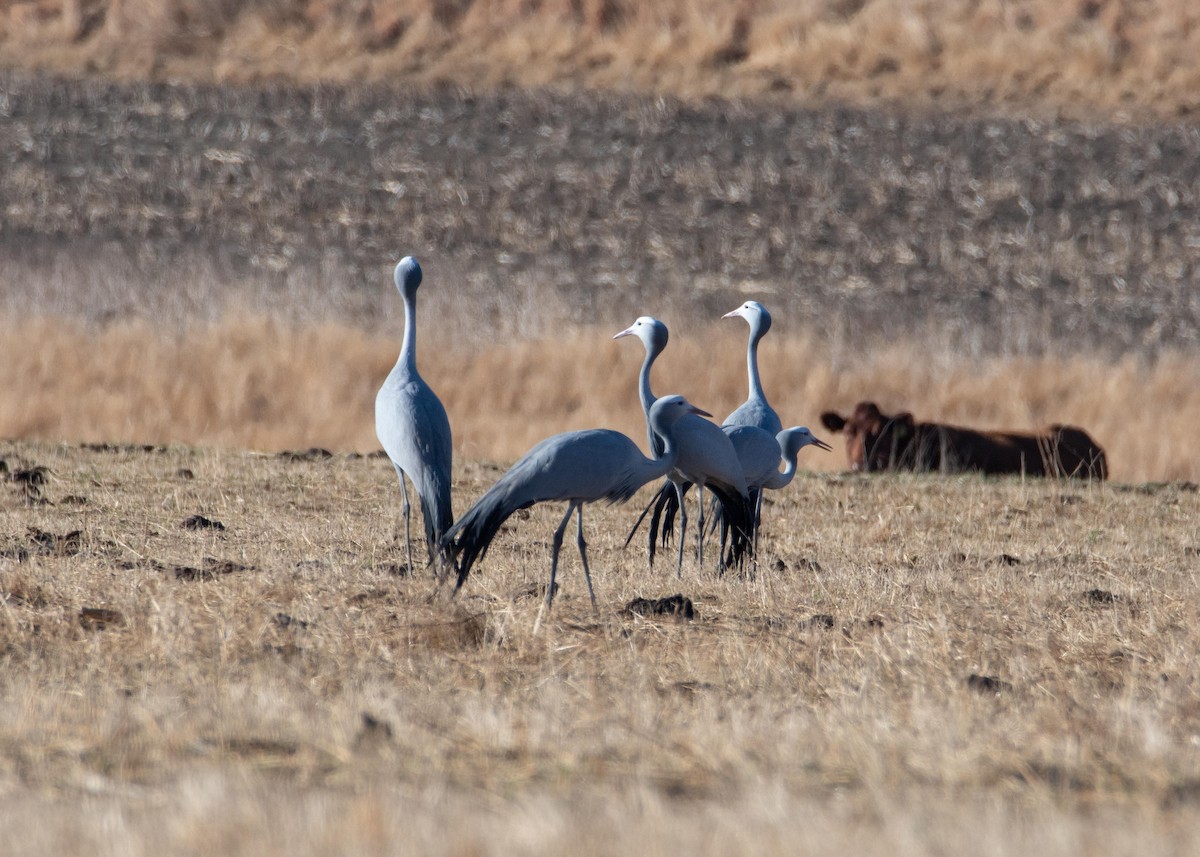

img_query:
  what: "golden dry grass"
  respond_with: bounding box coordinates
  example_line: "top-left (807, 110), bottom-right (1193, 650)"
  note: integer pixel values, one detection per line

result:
top-left (4, 0), bottom-right (1200, 117)
top-left (2, 314), bottom-right (1198, 483)
top-left (1, 436), bottom-right (1199, 854)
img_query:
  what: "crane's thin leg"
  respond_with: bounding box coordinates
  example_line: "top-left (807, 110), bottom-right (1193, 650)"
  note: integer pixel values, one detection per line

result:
top-left (715, 499), bottom-right (728, 576)
top-left (752, 488), bottom-right (763, 569)
top-left (695, 484), bottom-right (705, 570)
top-left (674, 481), bottom-right (688, 579)
top-left (394, 465), bottom-right (413, 575)
top-left (547, 503), bottom-right (575, 610)
top-left (576, 505), bottom-right (597, 610)
top-left (535, 503), bottom-right (576, 635)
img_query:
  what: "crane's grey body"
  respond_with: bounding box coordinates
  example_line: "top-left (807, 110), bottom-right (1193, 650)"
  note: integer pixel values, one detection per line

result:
top-left (671, 418), bottom-right (748, 497)
top-left (614, 317), bottom-right (754, 574)
top-left (724, 425), bottom-right (786, 489)
top-left (474, 429), bottom-right (665, 510)
top-left (721, 301), bottom-right (783, 436)
top-left (375, 256), bottom-right (454, 574)
top-left (442, 395), bottom-right (706, 615)
top-left (724, 397), bottom-right (783, 437)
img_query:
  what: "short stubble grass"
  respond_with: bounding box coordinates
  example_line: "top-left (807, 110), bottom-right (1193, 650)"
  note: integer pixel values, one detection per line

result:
top-left (0, 439), bottom-right (1198, 854)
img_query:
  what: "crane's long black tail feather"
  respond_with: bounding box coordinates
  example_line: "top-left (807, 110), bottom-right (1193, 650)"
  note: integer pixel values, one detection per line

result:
top-left (440, 491), bottom-right (527, 592)
top-left (624, 479), bottom-right (689, 566)
top-left (633, 480), bottom-right (751, 571)
top-left (651, 480), bottom-right (693, 554)
top-left (622, 491), bottom-right (658, 550)
top-left (705, 487), bottom-right (762, 539)
top-left (705, 485), bottom-right (755, 571)
top-left (648, 481), bottom-right (688, 563)
top-left (656, 483), bottom-right (683, 546)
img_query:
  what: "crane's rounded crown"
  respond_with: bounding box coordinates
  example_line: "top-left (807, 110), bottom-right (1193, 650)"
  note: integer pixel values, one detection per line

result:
top-left (725, 300), bottom-right (771, 334)
top-left (613, 316), bottom-right (669, 351)
top-left (394, 256), bottom-right (423, 295)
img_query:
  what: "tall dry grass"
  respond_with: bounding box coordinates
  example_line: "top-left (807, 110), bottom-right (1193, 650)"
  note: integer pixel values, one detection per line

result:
top-left (2, 313), bottom-right (1197, 482)
top-left (4, 0), bottom-right (1200, 117)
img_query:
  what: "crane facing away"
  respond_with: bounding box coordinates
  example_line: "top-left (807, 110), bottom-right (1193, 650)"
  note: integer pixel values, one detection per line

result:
top-left (375, 256), bottom-right (455, 577)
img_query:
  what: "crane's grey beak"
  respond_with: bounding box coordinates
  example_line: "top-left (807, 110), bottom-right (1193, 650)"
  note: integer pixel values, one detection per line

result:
top-left (813, 436), bottom-right (833, 451)
top-left (687, 404), bottom-right (713, 418)
top-left (721, 309), bottom-right (742, 320)
top-left (612, 327), bottom-right (635, 340)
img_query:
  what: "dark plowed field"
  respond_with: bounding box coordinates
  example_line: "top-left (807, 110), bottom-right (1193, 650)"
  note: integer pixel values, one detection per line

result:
top-left (3, 72), bottom-right (1199, 353)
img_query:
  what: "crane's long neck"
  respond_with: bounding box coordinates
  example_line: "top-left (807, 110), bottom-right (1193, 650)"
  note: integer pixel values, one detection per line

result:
top-left (765, 447), bottom-right (798, 490)
top-left (398, 290), bottom-right (418, 374)
top-left (646, 412), bottom-right (682, 480)
top-left (639, 342), bottom-right (663, 454)
top-left (638, 343), bottom-right (659, 417)
top-left (746, 325), bottom-right (766, 403)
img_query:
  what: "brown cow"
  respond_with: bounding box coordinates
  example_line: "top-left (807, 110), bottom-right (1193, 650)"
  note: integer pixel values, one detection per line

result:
top-left (819, 401), bottom-right (1108, 480)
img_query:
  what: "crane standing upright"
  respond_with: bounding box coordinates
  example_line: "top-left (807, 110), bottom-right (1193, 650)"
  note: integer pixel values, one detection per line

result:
top-left (375, 256), bottom-right (455, 577)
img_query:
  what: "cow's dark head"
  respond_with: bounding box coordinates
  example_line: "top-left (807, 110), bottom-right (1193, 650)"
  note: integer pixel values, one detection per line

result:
top-left (820, 401), bottom-right (918, 472)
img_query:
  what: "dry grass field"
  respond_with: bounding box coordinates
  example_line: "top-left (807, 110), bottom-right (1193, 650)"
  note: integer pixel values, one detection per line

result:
top-left (1, 437), bottom-right (1198, 855)
top-left (4, 0), bottom-right (1200, 118)
top-left (4, 1), bottom-right (1200, 849)
top-left (3, 315), bottom-right (1200, 484)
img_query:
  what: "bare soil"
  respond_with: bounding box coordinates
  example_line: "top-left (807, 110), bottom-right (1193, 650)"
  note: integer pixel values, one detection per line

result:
top-left (4, 72), bottom-right (1200, 353)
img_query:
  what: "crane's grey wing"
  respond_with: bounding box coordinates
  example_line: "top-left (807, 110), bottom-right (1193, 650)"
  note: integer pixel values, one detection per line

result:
top-left (407, 381), bottom-right (454, 537)
top-left (375, 374), bottom-right (455, 556)
top-left (408, 382), bottom-right (453, 479)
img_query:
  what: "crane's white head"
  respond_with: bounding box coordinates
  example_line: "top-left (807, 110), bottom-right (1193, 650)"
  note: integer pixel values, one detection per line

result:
top-left (394, 256), bottom-right (423, 298)
top-left (778, 426), bottom-right (832, 457)
top-left (723, 301), bottom-right (772, 336)
top-left (650, 394), bottom-right (711, 425)
top-left (613, 316), bottom-right (669, 353)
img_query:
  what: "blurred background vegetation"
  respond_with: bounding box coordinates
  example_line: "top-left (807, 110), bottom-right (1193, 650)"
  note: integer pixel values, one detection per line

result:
top-left (2, 1), bottom-right (1199, 479)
